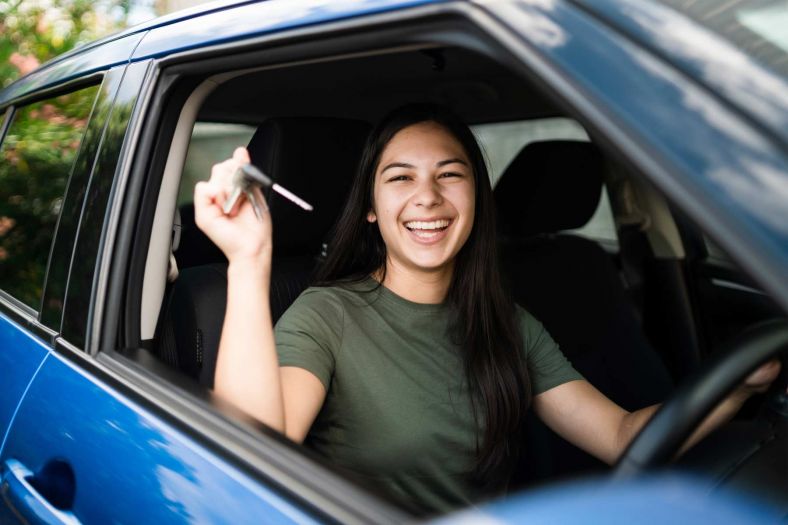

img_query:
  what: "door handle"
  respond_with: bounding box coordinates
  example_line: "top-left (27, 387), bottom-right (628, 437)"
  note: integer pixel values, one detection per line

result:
top-left (1, 459), bottom-right (81, 525)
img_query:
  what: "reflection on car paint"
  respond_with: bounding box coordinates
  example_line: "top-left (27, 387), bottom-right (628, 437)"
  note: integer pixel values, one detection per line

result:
top-left (1, 353), bottom-right (319, 524)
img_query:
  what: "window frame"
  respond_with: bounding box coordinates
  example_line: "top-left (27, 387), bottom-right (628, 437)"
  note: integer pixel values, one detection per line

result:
top-left (95, 5), bottom-right (551, 522)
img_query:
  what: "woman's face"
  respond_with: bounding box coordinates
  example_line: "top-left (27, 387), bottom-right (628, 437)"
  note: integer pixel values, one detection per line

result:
top-left (368, 121), bottom-right (476, 276)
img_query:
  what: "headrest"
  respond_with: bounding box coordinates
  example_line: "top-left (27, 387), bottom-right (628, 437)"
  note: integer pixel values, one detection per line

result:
top-left (247, 118), bottom-right (370, 256)
top-left (494, 140), bottom-right (604, 237)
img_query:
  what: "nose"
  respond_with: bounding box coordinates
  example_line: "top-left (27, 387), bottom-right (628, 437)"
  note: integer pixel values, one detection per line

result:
top-left (412, 178), bottom-right (442, 208)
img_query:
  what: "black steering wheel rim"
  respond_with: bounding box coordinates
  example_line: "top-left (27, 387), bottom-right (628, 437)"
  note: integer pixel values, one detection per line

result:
top-left (614, 319), bottom-right (788, 478)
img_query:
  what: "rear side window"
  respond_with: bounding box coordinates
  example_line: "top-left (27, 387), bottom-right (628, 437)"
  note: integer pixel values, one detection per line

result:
top-left (472, 118), bottom-right (618, 245)
top-left (0, 85), bottom-right (99, 310)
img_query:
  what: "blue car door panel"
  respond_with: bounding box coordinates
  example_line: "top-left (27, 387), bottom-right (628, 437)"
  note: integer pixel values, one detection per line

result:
top-left (0, 314), bottom-right (49, 456)
top-left (0, 352), bottom-right (320, 524)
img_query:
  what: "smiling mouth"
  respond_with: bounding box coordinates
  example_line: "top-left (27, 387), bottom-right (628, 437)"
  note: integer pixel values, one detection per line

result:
top-left (404, 219), bottom-right (452, 240)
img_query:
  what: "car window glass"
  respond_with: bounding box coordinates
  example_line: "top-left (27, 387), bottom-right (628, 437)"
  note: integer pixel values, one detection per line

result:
top-left (178, 122), bottom-right (256, 205)
top-left (0, 85), bottom-right (99, 310)
top-left (472, 118), bottom-right (618, 245)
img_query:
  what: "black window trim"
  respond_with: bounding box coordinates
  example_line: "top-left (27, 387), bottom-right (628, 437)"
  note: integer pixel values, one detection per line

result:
top-left (40, 77), bottom-right (107, 320)
top-left (0, 107), bottom-right (13, 146)
top-left (0, 73), bottom-right (104, 115)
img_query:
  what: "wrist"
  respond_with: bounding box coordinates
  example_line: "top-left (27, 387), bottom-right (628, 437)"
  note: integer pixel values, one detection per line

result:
top-left (228, 255), bottom-right (271, 283)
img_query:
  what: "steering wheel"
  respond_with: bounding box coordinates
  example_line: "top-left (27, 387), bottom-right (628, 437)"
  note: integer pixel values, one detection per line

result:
top-left (615, 319), bottom-right (788, 478)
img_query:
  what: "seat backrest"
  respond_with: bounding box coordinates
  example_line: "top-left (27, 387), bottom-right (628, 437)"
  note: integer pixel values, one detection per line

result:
top-left (159, 117), bottom-right (370, 385)
top-left (494, 140), bottom-right (673, 482)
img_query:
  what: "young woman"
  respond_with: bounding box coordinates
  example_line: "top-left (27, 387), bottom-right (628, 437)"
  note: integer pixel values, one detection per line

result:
top-left (194, 104), bottom-right (780, 514)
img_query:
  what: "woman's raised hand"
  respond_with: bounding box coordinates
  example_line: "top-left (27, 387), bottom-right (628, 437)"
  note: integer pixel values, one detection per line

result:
top-left (194, 147), bottom-right (272, 267)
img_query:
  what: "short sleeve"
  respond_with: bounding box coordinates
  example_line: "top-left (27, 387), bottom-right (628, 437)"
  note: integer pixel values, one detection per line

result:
top-left (518, 307), bottom-right (583, 395)
top-left (274, 287), bottom-right (344, 390)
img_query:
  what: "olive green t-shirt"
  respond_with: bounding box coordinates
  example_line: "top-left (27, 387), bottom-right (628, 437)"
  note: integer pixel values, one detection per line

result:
top-left (274, 278), bottom-right (582, 515)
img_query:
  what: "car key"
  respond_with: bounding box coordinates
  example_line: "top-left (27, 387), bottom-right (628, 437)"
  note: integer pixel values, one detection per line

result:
top-left (240, 163), bottom-right (313, 211)
top-left (223, 163), bottom-right (313, 220)
top-left (222, 180), bottom-right (244, 215)
top-left (244, 186), bottom-right (266, 221)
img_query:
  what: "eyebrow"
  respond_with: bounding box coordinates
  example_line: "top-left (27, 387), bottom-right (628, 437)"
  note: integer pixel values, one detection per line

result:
top-left (380, 158), bottom-right (469, 174)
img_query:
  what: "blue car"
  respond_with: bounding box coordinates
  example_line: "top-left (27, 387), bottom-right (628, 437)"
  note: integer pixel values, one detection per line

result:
top-left (1, 0), bottom-right (786, 523)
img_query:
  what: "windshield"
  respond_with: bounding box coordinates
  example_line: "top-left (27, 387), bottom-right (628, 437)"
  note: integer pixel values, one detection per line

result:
top-left (657, 0), bottom-right (788, 78)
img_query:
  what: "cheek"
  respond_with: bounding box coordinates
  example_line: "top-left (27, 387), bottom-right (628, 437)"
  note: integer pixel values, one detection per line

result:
top-left (448, 183), bottom-right (476, 217)
top-left (374, 189), bottom-right (407, 222)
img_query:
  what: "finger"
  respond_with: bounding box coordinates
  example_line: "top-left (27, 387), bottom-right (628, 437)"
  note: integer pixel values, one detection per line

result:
top-left (210, 157), bottom-right (239, 187)
top-left (193, 181), bottom-right (224, 229)
top-left (233, 147), bottom-right (251, 164)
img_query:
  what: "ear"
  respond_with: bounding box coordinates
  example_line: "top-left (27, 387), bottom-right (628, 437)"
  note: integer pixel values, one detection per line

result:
top-left (366, 210), bottom-right (377, 223)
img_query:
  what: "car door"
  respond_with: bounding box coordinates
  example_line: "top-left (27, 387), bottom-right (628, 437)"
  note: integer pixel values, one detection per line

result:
top-left (0, 60), bottom-right (328, 525)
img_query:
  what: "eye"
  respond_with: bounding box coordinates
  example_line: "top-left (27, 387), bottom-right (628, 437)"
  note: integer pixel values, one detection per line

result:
top-left (439, 171), bottom-right (463, 179)
top-left (386, 174), bottom-right (411, 182)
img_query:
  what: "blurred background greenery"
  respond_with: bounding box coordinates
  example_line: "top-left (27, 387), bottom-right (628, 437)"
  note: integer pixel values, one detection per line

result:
top-left (0, 0), bottom-right (217, 88)
top-left (2, 0), bottom-right (130, 88)
top-left (0, 0), bottom-right (206, 308)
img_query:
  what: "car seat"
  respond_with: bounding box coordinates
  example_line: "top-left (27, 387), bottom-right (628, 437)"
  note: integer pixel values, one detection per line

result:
top-left (494, 140), bottom-right (674, 483)
top-left (158, 117), bottom-right (370, 386)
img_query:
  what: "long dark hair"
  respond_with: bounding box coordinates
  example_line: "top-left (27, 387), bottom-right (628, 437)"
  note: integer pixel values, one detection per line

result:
top-left (316, 104), bottom-right (531, 486)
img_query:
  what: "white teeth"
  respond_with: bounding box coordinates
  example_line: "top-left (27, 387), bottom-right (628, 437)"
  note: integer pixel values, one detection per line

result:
top-left (413, 230), bottom-right (439, 239)
top-left (404, 219), bottom-right (450, 230)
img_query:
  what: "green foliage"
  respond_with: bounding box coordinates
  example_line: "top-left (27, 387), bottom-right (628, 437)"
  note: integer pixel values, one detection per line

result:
top-left (0, 0), bottom-right (131, 88)
top-left (0, 1), bottom-right (128, 308)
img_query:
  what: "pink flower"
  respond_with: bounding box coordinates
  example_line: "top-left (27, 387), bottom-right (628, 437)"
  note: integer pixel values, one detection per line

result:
top-left (0, 217), bottom-right (15, 236)
top-left (9, 53), bottom-right (40, 76)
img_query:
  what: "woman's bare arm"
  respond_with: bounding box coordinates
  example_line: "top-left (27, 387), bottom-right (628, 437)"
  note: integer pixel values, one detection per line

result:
top-left (194, 147), bottom-right (325, 442)
top-left (533, 360), bottom-right (781, 465)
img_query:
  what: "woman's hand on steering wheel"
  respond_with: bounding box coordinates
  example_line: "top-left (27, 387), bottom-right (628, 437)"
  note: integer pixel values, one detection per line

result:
top-left (741, 359), bottom-right (783, 395)
top-left (194, 147), bottom-right (273, 268)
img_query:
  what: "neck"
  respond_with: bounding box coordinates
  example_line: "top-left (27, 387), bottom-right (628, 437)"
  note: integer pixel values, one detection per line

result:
top-left (375, 258), bottom-right (453, 304)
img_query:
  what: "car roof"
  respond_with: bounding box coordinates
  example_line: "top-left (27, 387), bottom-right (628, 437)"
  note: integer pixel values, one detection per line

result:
top-left (1, 0), bottom-right (456, 108)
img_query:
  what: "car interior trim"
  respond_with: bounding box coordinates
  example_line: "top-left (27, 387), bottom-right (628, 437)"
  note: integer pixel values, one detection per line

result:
top-left (120, 73), bottom-right (205, 350)
top-left (711, 279), bottom-right (769, 297)
top-left (629, 176), bottom-right (686, 259)
top-left (140, 76), bottom-right (224, 339)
